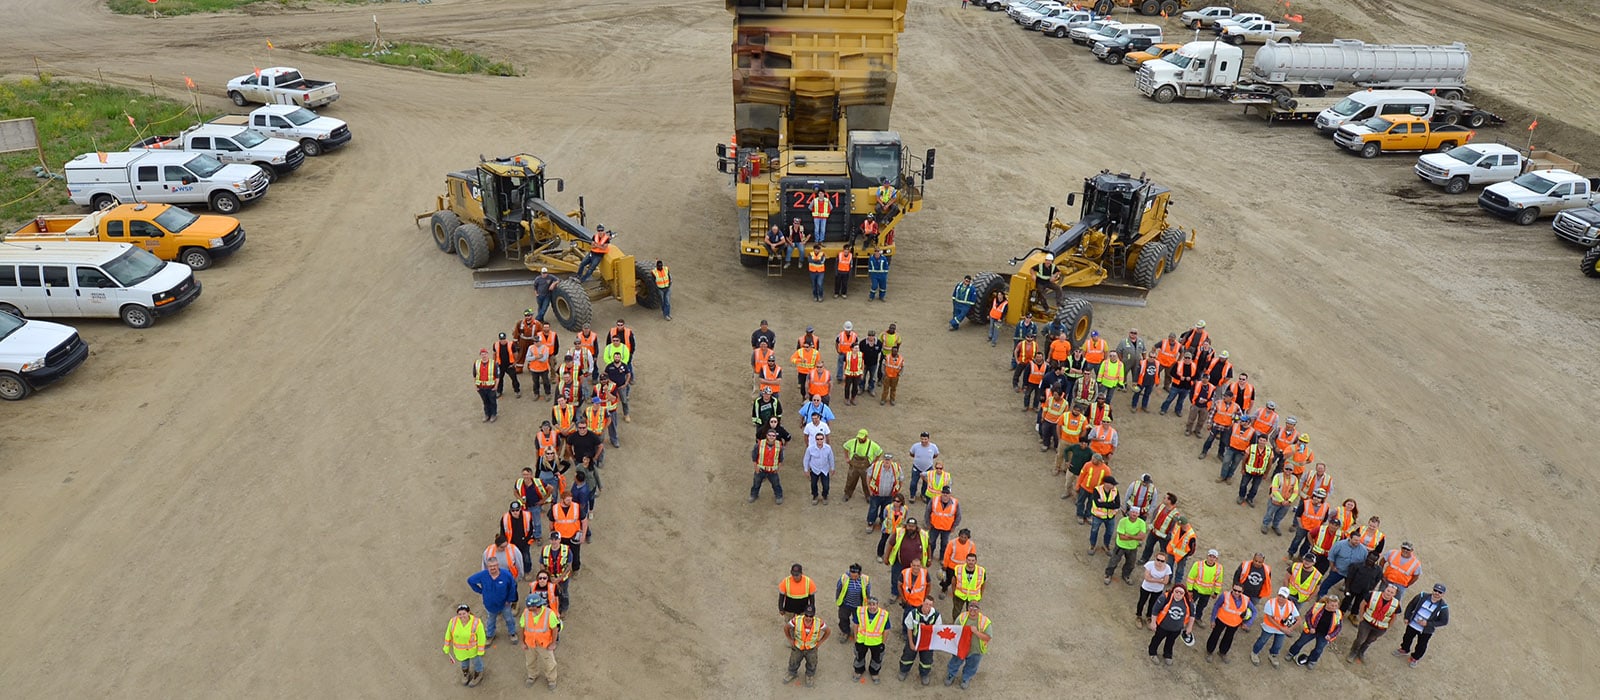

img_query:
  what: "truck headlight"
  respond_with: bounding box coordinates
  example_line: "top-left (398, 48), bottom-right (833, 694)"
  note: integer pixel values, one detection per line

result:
top-left (1513, 202), bottom-right (1525, 209)
top-left (20, 358), bottom-right (46, 372)
top-left (209, 238), bottom-right (226, 247)
top-left (231, 181), bottom-right (245, 190)
top-left (270, 156), bottom-right (285, 164)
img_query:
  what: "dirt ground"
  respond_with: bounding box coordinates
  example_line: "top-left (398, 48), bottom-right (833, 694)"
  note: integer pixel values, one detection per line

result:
top-left (2, 0), bottom-right (1597, 696)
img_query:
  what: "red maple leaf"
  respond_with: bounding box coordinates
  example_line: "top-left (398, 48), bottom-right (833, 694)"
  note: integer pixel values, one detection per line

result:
top-left (936, 627), bottom-right (957, 640)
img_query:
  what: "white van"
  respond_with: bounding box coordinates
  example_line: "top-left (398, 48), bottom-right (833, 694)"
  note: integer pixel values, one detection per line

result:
top-left (0, 242), bottom-right (201, 328)
top-left (0, 310), bottom-right (89, 400)
top-left (1315, 90), bottom-right (1435, 135)
top-left (64, 150), bottom-right (269, 214)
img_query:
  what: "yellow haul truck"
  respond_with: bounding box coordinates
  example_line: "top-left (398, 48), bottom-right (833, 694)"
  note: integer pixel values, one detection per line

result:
top-left (717, 0), bottom-right (934, 274)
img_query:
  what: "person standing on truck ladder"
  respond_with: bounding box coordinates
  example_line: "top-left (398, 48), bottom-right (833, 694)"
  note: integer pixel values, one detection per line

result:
top-left (474, 348), bottom-right (498, 423)
top-left (576, 224), bottom-right (611, 283)
top-left (810, 186), bottom-right (833, 243)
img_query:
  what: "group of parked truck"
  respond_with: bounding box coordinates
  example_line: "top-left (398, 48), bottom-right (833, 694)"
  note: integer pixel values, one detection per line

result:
top-left (0, 67), bottom-right (350, 400)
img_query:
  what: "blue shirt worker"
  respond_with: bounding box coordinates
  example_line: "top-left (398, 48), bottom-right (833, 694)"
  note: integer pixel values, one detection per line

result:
top-left (950, 276), bottom-right (978, 331)
top-left (868, 249), bottom-right (891, 301)
top-left (467, 559), bottom-right (519, 646)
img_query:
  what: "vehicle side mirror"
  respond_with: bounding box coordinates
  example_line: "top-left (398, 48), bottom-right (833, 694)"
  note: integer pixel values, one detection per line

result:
top-left (556, 180), bottom-right (564, 193)
top-left (716, 143), bottom-right (728, 158)
top-left (1065, 193), bottom-right (1077, 207)
top-left (923, 148), bottom-right (936, 181)
top-left (717, 160), bottom-right (731, 174)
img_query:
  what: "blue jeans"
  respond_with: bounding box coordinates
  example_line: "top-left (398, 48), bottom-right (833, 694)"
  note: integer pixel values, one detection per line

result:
top-left (751, 470), bottom-right (783, 500)
top-left (907, 469), bottom-right (927, 502)
top-left (946, 653), bottom-right (983, 683)
top-left (576, 252), bottom-right (603, 282)
top-left (1287, 526), bottom-right (1313, 558)
top-left (1160, 387), bottom-right (1189, 414)
top-left (1131, 385), bottom-right (1154, 410)
top-left (1088, 516), bottom-right (1114, 548)
top-left (1099, 385), bottom-right (1118, 405)
top-left (869, 272), bottom-right (888, 299)
top-left (810, 272), bottom-right (825, 300)
top-left (535, 294), bottom-right (553, 322)
top-left (865, 365), bottom-right (880, 392)
top-left (1220, 448), bottom-right (1244, 480)
top-left (787, 245), bottom-right (803, 265)
top-left (482, 605), bottom-right (518, 640)
top-left (951, 303), bottom-right (972, 330)
top-left (988, 320), bottom-right (1002, 345)
top-left (1074, 490), bottom-right (1093, 520)
top-left (606, 414), bottom-right (620, 447)
top-left (1318, 570), bottom-right (1345, 597)
top-left (1288, 632), bottom-right (1329, 664)
top-left (837, 352), bottom-right (846, 378)
top-left (866, 495), bottom-right (892, 525)
top-left (658, 287), bottom-right (671, 318)
top-left (1263, 502), bottom-right (1292, 529)
top-left (457, 656), bottom-right (484, 673)
top-left (1252, 630), bottom-right (1287, 656)
top-left (813, 218), bottom-right (827, 242)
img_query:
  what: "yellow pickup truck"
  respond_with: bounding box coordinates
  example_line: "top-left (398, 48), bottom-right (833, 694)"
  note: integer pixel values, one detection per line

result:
top-left (1123, 43), bottom-right (1182, 71)
top-left (9, 203), bottom-right (245, 270)
top-left (1332, 115), bottom-right (1476, 159)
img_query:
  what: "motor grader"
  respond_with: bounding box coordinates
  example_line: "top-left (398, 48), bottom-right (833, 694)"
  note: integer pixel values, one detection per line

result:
top-left (415, 154), bottom-right (662, 330)
top-left (966, 170), bottom-right (1196, 346)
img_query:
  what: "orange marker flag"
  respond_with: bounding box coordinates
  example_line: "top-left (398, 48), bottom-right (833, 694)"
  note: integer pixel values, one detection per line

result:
top-left (1283, 13), bottom-right (1303, 22)
top-left (266, 39), bottom-right (274, 50)
top-left (184, 75), bottom-right (196, 90)
top-left (126, 114), bottom-right (136, 127)
top-left (97, 151), bottom-right (108, 164)
top-left (253, 66), bottom-right (262, 78)
top-left (1528, 119), bottom-right (1538, 131)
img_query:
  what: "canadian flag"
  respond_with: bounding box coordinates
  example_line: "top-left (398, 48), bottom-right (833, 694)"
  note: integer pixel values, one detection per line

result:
top-left (916, 624), bottom-right (973, 658)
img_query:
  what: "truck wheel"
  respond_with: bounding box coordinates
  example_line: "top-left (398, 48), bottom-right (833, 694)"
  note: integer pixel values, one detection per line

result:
top-left (1158, 228), bottom-right (1187, 271)
top-left (1053, 26), bottom-right (1069, 38)
top-left (1153, 86), bottom-right (1177, 104)
top-left (255, 163), bottom-right (279, 183)
top-left (1360, 142), bottom-right (1381, 159)
top-left (299, 138), bottom-right (323, 157)
top-left (968, 271), bottom-right (1008, 324)
top-left (1445, 176), bottom-right (1470, 195)
top-left (180, 247), bottom-right (213, 270)
top-left (1515, 207), bottom-right (1540, 226)
top-left (210, 191), bottom-right (241, 214)
top-left (1161, 1), bottom-right (1179, 15)
top-left (0, 303), bottom-right (21, 318)
top-left (1132, 242), bottom-right (1170, 289)
top-left (1582, 245), bottom-right (1600, 278)
top-left (1435, 141), bottom-right (1457, 153)
top-left (1055, 297), bottom-right (1094, 348)
top-left (0, 372), bottom-right (30, 401)
top-left (1102, 52), bottom-right (1122, 64)
top-left (120, 304), bottom-right (154, 329)
top-left (1276, 36), bottom-right (1294, 43)
top-left (229, 91), bottom-right (248, 107)
top-left (634, 260), bottom-right (662, 310)
top-left (429, 211), bottom-right (461, 252)
top-left (1093, 0), bottom-right (1112, 15)
top-left (551, 278), bottom-right (593, 332)
top-left (1191, 19), bottom-right (1204, 29)
top-left (90, 193), bottom-right (120, 211)
top-left (1139, 0), bottom-right (1160, 14)
top-left (1436, 112), bottom-right (1460, 126)
top-left (1438, 89), bottom-right (1463, 101)
top-left (1466, 112), bottom-right (1488, 128)
top-left (453, 223), bottom-right (493, 268)
top-left (1227, 35), bottom-right (1244, 45)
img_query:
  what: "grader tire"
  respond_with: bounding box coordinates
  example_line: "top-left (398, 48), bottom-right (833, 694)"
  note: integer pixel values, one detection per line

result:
top-left (551, 278), bottom-right (594, 331)
top-left (634, 260), bottom-right (662, 309)
top-left (1158, 228), bottom-right (1187, 272)
top-left (1055, 297), bottom-right (1094, 348)
top-left (454, 223), bottom-right (493, 268)
top-left (1132, 242), bottom-right (1171, 289)
top-left (430, 211), bottom-right (460, 252)
top-left (967, 271), bottom-right (1008, 324)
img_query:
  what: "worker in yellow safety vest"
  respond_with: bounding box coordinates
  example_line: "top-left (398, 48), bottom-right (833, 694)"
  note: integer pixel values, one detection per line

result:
top-left (443, 603), bottom-right (487, 686)
top-left (474, 348), bottom-right (498, 423)
top-left (783, 604), bottom-right (831, 687)
top-left (951, 552), bottom-right (987, 619)
top-left (851, 598), bottom-right (890, 683)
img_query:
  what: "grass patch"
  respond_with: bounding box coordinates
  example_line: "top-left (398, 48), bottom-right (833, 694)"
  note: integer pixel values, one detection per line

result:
top-left (0, 78), bottom-right (215, 228)
top-left (107, 0), bottom-right (371, 16)
top-left (312, 40), bottom-right (519, 77)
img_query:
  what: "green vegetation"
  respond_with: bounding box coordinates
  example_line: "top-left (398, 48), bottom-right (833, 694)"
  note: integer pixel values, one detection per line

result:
top-left (0, 78), bottom-right (213, 227)
top-left (313, 40), bottom-right (519, 77)
top-left (107, 0), bottom-right (370, 16)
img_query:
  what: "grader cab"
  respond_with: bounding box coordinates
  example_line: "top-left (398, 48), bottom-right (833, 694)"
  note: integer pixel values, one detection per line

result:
top-left (415, 154), bottom-right (664, 330)
top-left (967, 170), bottom-right (1196, 346)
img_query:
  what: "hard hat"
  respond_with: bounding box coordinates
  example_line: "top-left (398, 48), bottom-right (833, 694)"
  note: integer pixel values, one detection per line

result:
top-left (1277, 587), bottom-right (1292, 598)
top-left (595, 224), bottom-right (606, 231)
top-left (1195, 320), bottom-right (1206, 328)
top-left (524, 308), bottom-right (534, 315)
top-left (540, 267), bottom-right (549, 273)
top-left (1313, 489), bottom-right (1327, 498)
top-left (1299, 434), bottom-right (1310, 442)
top-left (498, 332), bottom-right (507, 340)
top-left (526, 594), bottom-right (548, 608)
top-left (1219, 350), bottom-right (1229, 358)
top-left (1090, 330), bottom-right (1099, 337)
top-left (456, 603), bottom-right (471, 612)
top-left (1266, 401), bottom-right (1276, 409)
top-left (1206, 548), bottom-right (1219, 557)
top-left (1286, 416), bottom-right (1298, 425)
top-left (843, 321), bottom-right (853, 331)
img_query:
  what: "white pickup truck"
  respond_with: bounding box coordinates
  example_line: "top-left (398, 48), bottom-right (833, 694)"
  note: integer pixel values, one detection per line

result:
top-left (1212, 13), bottom-right (1265, 33)
top-left (1414, 144), bottom-right (1526, 194)
top-left (212, 105), bottom-right (351, 157)
top-left (1070, 19), bottom-right (1123, 45)
top-left (226, 67), bottom-right (339, 109)
top-left (1180, 6), bottom-right (1233, 29)
top-left (1220, 19), bottom-right (1302, 45)
top-left (1038, 9), bottom-right (1096, 37)
top-left (132, 123), bottom-right (304, 181)
top-left (1478, 170), bottom-right (1600, 225)
top-left (0, 312), bottom-right (88, 401)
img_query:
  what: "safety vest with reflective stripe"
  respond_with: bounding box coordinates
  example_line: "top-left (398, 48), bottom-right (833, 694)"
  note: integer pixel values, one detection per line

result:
top-left (810, 192), bottom-right (832, 218)
top-left (1027, 360), bottom-right (1048, 385)
top-left (1228, 423), bottom-right (1256, 450)
top-left (954, 611), bottom-right (992, 654)
top-left (834, 574), bottom-right (870, 606)
top-left (1211, 399), bottom-right (1240, 427)
top-left (806, 368), bottom-right (832, 397)
top-left (836, 250), bottom-right (852, 272)
top-left (943, 538), bottom-right (976, 571)
top-left (589, 231), bottom-right (611, 254)
top-left (1287, 444), bottom-right (1315, 472)
top-left (651, 266), bottom-right (670, 288)
top-left (1237, 560), bottom-right (1272, 598)
top-left (923, 469), bottom-right (951, 500)
top-left (899, 567), bottom-right (928, 607)
top-left (1186, 560), bottom-right (1222, 594)
top-left (520, 607), bottom-right (560, 648)
top-left (1215, 592), bottom-right (1252, 628)
top-left (1126, 481), bottom-right (1155, 513)
top-left (1300, 471), bottom-right (1332, 502)
top-left (552, 404), bottom-right (577, 433)
top-left (1273, 425), bottom-right (1299, 453)
top-left (781, 575), bottom-right (816, 599)
top-left (1302, 602), bottom-right (1342, 640)
top-left (1383, 551), bottom-right (1421, 587)
top-left (836, 331), bottom-right (857, 354)
top-left (1242, 444), bottom-right (1272, 476)
top-left (1096, 357), bottom-right (1125, 388)
top-left (1310, 522), bottom-right (1340, 555)
top-left (888, 527), bottom-right (930, 567)
top-left (989, 298), bottom-right (1007, 321)
top-left (541, 544), bottom-right (571, 580)
top-left (1040, 395), bottom-right (1069, 424)
top-left (1288, 563), bottom-right (1322, 603)
top-left (953, 565), bottom-right (986, 601)
top-left (484, 543), bottom-right (521, 580)
top-left (1362, 593), bottom-right (1398, 629)
top-left (1250, 409), bottom-right (1278, 435)
top-left (1014, 339), bottom-right (1038, 365)
top-left (807, 251), bottom-right (827, 273)
top-left (552, 502), bottom-right (582, 539)
top-left (1088, 425), bottom-right (1117, 456)
top-left (928, 497), bottom-right (958, 531)
top-left (884, 354), bottom-right (904, 378)
top-left (1089, 483), bottom-right (1119, 519)
top-left (843, 351), bottom-right (865, 377)
top-left (1058, 412), bottom-right (1089, 442)
top-left (475, 360), bottom-right (496, 387)
top-left (1297, 499), bottom-right (1330, 532)
top-left (443, 615), bottom-right (485, 660)
top-left (755, 440), bottom-right (782, 471)
top-left (1261, 597), bottom-right (1298, 634)
top-left (854, 607), bottom-right (889, 645)
top-left (1353, 525), bottom-right (1384, 550)
top-left (1084, 337), bottom-right (1107, 363)
top-left (1149, 503), bottom-right (1179, 537)
top-left (791, 615), bottom-right (825, 650)
top-left (1269, 473), bottom-right (1299, 506)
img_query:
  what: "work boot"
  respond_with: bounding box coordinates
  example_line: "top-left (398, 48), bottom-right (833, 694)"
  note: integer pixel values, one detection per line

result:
top-left (469, 670), bottom-right (484, 687)
top-left (921, 675), bottom-right (931, 686)
top-left (947, 675), bottom-right (958, 685)
top-left (1205, 653), bottom-right (1213, 664)
top-left (1220, 654), bottom-right (1231, 664)
top-left (775, 496), bottom-right (784, 505)
top-left (783, 672), bottom-right (798, 684)
top-left (1251, 652), bottom-right (1261, 666)
top-left (1273, 526), bottom-right (1284, 536)
top-left (1270, 654), bottom-right (1281, 667)
top-left (1260, 524), bottom-right (1269, 534)
top-left (462, 668), bottom-right (471, 685)
top-left (897, 671), bottom-right (909, 682)
top-left (624, 415), bottom-right (631, 423)
top-left (1163, 658), bottom-right (1173, 667)
top-left (1197, 453), bottom-right (1207, 460)
top-left (747, 496), bottom-right (757, 503)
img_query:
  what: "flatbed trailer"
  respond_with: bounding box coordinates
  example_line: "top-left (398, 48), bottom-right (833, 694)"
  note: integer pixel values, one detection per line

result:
top-left (1230, 95), bottom-right (1339, 125)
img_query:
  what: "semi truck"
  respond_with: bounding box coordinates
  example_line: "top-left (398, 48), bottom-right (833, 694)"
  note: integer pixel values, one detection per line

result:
top-left (716, 0), bottom-right (933, 272)
top-left (1138, 39), bottom-right (1471, 104)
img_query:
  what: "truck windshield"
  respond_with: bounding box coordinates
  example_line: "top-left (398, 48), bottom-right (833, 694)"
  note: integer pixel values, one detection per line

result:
top-left (0, 310), bottom-right (23, 340)
top-left (285, 108), bottom-right (318, 126)
top-left (187, 154), bottom-right (225, 178)
top-left (1511, 173), bottom-right (1555, 193)
top-left (235, 130), bottom-right (268, 148)
top-left (1330, 97), bottom-right (1363, 116)
top-left (152, 206), bottom-right (200, 233)
top-left (1361, 117), bottom-right (1393, 131)
top-left (1164, 53), bottom-right (1192, 69)
top-left (1444, 146), bottom-right (1481, 165)
top-left (851, 145), bottom-right (901, 186)
top-left (103, 247), bottom-right (166, 287)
